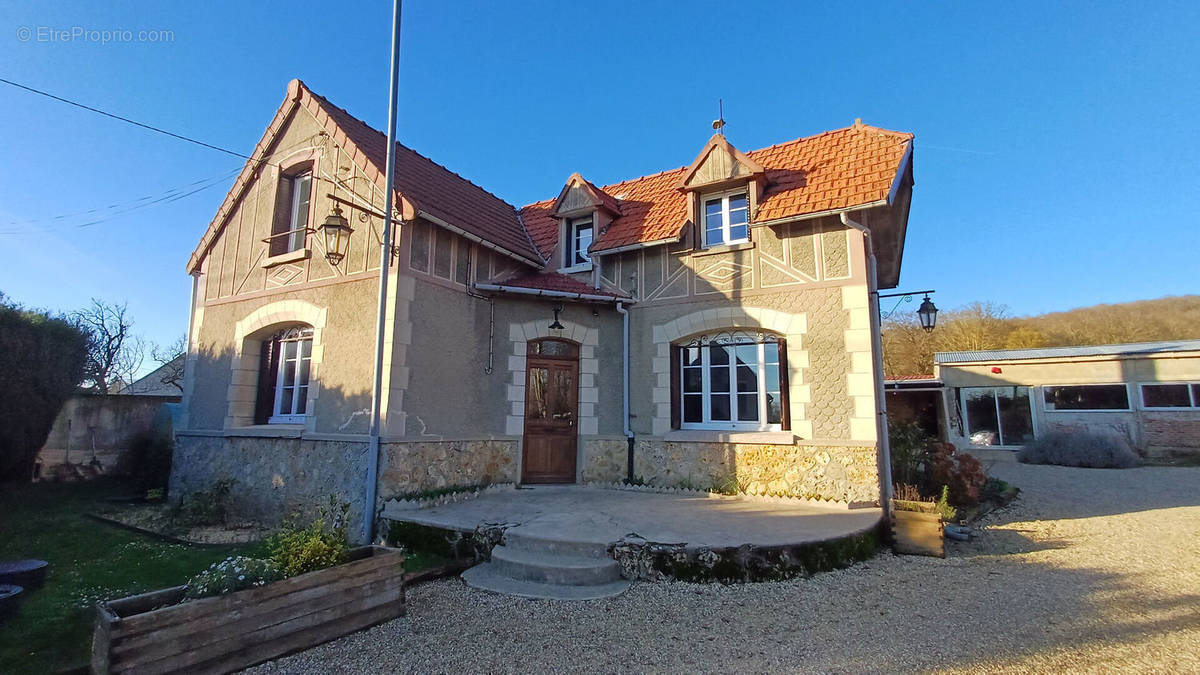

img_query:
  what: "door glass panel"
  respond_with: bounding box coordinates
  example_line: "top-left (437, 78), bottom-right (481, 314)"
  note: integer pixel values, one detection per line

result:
top-left (550, 369), bottom-right (573, 421)
top-left (527, 367), bottom-right (549, 420)
top-left (996, 386), bottom-right (1034, 445)
top-left (766, 392), bottom-right (782, 424)
top-left (964, 388), bottom-right (1000, 446)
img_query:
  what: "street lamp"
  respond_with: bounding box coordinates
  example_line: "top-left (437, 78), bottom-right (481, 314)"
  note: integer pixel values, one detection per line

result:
top-left (320, 205), bottom-right (353, 266)
top-left (917, 295), bottom-right (938, 333)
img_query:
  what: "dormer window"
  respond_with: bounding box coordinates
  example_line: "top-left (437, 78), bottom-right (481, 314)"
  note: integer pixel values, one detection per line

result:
top-left (271, 170), bottom-right (313, 256)
top-left (566, 216), bottom-right (593, 269)
top-left (703, 191), bottom-right (749, 247)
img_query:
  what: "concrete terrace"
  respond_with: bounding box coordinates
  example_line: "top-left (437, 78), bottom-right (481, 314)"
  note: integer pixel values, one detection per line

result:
top-left (382, 485), bottom-right (883, 550)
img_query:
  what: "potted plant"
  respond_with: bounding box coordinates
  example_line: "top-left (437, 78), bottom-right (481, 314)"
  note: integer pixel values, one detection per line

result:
top-left (890, 484), bottom-right (949, 558)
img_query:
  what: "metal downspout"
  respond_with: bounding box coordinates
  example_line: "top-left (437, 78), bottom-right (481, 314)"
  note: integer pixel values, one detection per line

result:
top-left (363, 0), bottom-right (402, 544)
top-left (616, 302), bottom-right (634, 482)
top-left (841, 212), bottom-right (894, 512)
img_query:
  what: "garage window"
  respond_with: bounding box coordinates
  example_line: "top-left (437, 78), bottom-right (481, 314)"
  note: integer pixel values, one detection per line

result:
top-left (1043, 384), bottom-right (1130, 411)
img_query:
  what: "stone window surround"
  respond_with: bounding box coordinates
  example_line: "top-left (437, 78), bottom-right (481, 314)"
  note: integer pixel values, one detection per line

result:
top-left (506, 319), bottom-right (600, 439)
top-left (651, 306), bottom-right (809, 438)
top-left (226, 299), bottom-right (328, 432)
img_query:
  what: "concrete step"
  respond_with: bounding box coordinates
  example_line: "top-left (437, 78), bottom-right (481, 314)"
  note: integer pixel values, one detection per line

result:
top-left (489, 545), bottom-right (622, 586)
top-left (462, 563), bottom-right (632, 601)
top-left (502, 531), bottom-right (610, 558)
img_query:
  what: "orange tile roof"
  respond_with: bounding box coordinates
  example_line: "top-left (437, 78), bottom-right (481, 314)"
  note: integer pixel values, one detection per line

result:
top-left (520, 123), bottom-right (913, 257)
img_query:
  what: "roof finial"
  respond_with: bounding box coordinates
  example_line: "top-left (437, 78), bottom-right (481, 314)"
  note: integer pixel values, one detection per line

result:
top-left (712, 99), bottom-right (726, 136)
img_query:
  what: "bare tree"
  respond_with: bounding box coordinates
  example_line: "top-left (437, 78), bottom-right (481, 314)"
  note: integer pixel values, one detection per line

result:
top-left (150, 334), bottom-right (187, 393)
top-left (73, 299), bottom-right (144, 394)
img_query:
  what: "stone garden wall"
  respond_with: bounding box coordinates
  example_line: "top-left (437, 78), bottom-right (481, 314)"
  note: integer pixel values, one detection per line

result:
top-left (582, 439), bottom-right (879, 505)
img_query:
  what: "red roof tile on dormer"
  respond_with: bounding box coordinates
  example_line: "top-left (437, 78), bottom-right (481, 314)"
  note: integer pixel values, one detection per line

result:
top-left (519, 123), bottom-right (913, 257)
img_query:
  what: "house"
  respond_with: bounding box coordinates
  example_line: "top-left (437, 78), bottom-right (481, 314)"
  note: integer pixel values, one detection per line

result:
top-left (934, 340), bottom-right (1200, 459)
top-left (170, 79), bottom-right (915, 537)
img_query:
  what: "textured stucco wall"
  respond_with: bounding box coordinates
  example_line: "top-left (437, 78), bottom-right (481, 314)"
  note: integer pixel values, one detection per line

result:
top-left (38, 394), bottom-right (179, 473)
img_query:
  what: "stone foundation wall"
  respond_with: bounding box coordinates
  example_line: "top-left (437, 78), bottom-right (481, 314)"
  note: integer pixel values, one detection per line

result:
top-left (170, 433), bottom-right (369, 535)
top-left (582, 439), bottom-right (880, 505)
top-left (377, 439), bottom-right (519, 501)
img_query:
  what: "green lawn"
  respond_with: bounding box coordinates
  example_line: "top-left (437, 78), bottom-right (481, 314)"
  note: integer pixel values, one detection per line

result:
top-left (0, 480), bottom-right (263, 674)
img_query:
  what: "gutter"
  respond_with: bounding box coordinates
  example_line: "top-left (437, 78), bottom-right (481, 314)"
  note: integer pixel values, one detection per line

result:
top-left (752, 201), bottom-right (887, 230)
top-left (473, 282), bottom-right (631, 304)
top-left (591, 236), bottom-right (682, 257)
top-left (417, 210), bottom-right (545, 269)
top-left (615, 302), bottom-right (635, 482)
top-left (840, 212), bottom-right (894, 512)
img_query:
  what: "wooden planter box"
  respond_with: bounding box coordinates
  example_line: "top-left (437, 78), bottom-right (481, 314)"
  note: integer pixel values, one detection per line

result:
top-left (890, 500), bottom-right (944, 558)
top-left (92, 546), bottom-right (405, 675)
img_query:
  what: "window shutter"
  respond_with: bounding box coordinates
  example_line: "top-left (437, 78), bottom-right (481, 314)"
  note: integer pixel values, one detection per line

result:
top-left (670, 344), bottom-right (681, 430)
top-left (777, 337), bottom-right (791, 431)
top-left (253, 336), bottom-right (280, 424)
top-left (270, 176), bottom-right (294, 257)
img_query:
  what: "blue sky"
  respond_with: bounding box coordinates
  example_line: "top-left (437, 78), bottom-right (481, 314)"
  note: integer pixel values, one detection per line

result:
top-left (1, 1), bottom-right (1197, 358)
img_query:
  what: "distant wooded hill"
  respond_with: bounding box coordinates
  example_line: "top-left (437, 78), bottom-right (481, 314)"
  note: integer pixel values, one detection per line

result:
top-left (882, 295), bottom-right (1200, 378)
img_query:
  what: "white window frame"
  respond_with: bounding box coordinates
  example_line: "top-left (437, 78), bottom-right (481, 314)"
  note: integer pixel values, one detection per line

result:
top-left (701, 189), bottom-right (750, 248)
top-left (269, 328), bottom-right (313, 424)
top-left (285, 172), bottom-right (312, 253)
top-left (959, 386), bottom-right (1037, 447)
top-left (679, 332), bottom-right (782, 431)
top-left (562, 216), bottom-right (593, 272)
top-left (1138, 381), bottom-right (1200, 410)
top-left (1042, 383), bottom-right (1131, 412)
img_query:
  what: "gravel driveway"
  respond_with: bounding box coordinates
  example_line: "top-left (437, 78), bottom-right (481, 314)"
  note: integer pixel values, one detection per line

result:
top-left (250, 463), bottom-right (1200, 674)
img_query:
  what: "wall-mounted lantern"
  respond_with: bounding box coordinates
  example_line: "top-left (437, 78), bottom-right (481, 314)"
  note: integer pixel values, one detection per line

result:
top-left (917, 295), bottom-right (939, 333)
top-left (549, 304), bottom-right (565, 330)
top-left (320, 205), bottom-right (353, 265)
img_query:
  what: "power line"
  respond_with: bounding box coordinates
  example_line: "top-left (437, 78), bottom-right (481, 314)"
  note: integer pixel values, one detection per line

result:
top-left (0, 76), bottom-right (253, 160)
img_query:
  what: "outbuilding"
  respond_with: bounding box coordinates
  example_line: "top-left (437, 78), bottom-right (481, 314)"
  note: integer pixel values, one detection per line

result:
top-left (934, 340), bottom-right (1200, 460)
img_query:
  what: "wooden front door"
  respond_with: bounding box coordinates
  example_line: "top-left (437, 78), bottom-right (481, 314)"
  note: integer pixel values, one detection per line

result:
top-left (522, 339), bottom-right (580, 483)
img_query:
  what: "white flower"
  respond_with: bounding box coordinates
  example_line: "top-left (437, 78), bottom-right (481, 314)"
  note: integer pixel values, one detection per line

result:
top-left (238, 575), bottom-right (245, 581)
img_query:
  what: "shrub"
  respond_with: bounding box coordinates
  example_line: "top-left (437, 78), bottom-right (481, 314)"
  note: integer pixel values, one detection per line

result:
top-left (0, 295), bottom-right (89, 482)
top-left (118, 430), bottom-right (173, 494)
top-left (268, 496), bottom-right (350, 577)
top-left (175, 479), bottom-right (234, 527)
top-left (935, 485), bottom-right (958, 522)
top-left (184, 556), bottom-right (282, 600)
top-left (927, 442), bottom-right (987, 508)
top-left (889, 421), bottom-right (932, 487)
top-left (1018, 429), bottom-right (1138, 468)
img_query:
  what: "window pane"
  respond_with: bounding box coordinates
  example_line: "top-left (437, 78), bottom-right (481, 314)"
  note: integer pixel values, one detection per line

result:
top-left (737, 394), bottom-right (759, 421)
top-left (279, 386), bottom-right (294, 414)
top-left (728, 194), bottom-right (747, 211)
top-left (764, 365), bottom-right (780, 390)
top-left (300, 339), bottom-right (312, 358)
top-left (1193, 384), bottom-right (1200, 406)
top-left (734, 344), bottom-right (757, 367)
top-left (736, 365), bottom-right (758, 392)
top-left (964, 388), bottom-right (1000, 446)
top-left (763, 342), bottom-right (778, 365)
top-left (455, 246), bottom-right (470, 284)
top-left (704, 199), bottom-right (722, 216)
top-left (710, 395), bottom-right (731, 421)
top-left (996, 386), bottom-right (1034, 445)
top-left (728, 206), bottom-right (748, 226)
top-left (574, 223), bottom-right (593, 265)
top-left (683, 368), bottom-right (703, 393)
top-left (295, 386), bottom-right (308, 414)
top-left (297, 358), bottom-right (310, 387)
top-left (766, 393), bottom-right (782, 424)
top-left (292, 175), bottom-right (311, 227)
top-left (684, 347), bottom-right (702, 367)
top-left (709, 345), bottom-right (729, 365)
top-left (1143, 384), bottom-right (1191, 408)
top-left (728, 223), bottom-right (748, 242)
top-left (1044, 384), bottom-right (1129, 410)
top-left (683, 394), bottom-right (702, 423)
top-left (710, 367), bottom-right (730, 392)
top-left (284, 339), bottom-right (298, 360)
top-left (433, 228), bottom-right (453, 278)
top-left (706, 225), bottom-right (725, 246)
top-left (550, 369), bottom-right (573, 419)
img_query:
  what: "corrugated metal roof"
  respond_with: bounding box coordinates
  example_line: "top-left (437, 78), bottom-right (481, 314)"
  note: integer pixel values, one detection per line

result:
top-left (934, 339), bottom-right (1200, 364)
